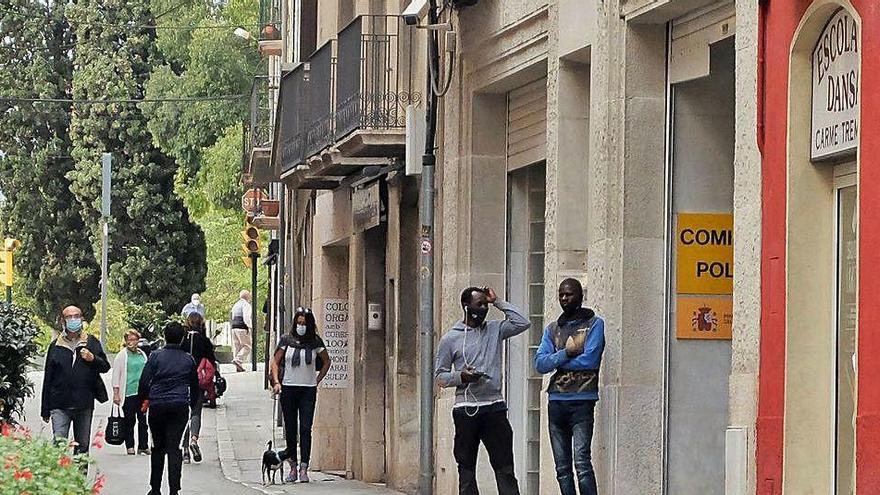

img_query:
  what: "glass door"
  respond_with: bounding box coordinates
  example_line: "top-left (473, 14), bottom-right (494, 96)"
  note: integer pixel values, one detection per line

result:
top-left (835, 179), bottom-right (857, 495)
top-left (506, 163), bottom-right (545, 495)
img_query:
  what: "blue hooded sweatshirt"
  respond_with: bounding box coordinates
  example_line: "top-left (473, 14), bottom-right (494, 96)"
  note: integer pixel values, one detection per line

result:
top-left (534, 307), bottom-right (605, 401)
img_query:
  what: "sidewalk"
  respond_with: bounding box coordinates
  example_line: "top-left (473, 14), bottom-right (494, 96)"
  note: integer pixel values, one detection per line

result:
top-left (23, 370), bottom-right (246, 495)
top-left (215, 363), bottom-right (404, 495)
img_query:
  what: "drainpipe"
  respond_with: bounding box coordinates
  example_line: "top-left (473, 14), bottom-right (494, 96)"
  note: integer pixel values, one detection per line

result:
top-left (419, 1), bottom-right (441, 494)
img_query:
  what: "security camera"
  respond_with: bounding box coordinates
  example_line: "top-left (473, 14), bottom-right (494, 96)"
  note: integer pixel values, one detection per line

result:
top-left (401, 0), bottom-right (429, 26)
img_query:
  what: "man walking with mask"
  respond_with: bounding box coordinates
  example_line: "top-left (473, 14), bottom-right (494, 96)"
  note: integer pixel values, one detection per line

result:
top-left (435, 286), bottom-right (530, 495)
top-left (41, 305), bottom-right (111, 455)
top-left (230, 290), bottom-right (252, 372)
top-left (535, 278), bottom-right (605, 495)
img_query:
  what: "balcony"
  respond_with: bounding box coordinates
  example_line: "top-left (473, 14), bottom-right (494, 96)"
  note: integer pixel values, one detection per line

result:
top-left (272, 15), bottom-right (420, 188)
top-left (620, 0), bottom-right (724, 23)
top-left (333, 15), bottom-right (420, 156)
top-left (243, 75), bottom-right (275, 186)
top-left (259, 0), bottom-right (282, 56)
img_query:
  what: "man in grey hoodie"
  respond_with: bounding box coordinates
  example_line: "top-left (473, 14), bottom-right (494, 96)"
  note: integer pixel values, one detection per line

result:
top-left (435, 286), bottom-right (530, 495)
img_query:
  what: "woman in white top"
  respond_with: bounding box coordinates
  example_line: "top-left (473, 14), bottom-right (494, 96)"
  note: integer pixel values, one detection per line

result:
top-left (111, 329), bottom-right (150, 455)
top-left (270, 307), bottom-right (331, 483)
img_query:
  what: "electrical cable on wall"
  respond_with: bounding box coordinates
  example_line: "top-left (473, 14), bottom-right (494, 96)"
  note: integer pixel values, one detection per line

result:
top-left (428, 6), bottom-right (456, 97)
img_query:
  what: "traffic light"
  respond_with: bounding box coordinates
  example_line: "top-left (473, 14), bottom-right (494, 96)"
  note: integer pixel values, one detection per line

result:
top-left (241, 217), bottom-right (260, 268)
top-left (1, 238), bottom-right (21, 287)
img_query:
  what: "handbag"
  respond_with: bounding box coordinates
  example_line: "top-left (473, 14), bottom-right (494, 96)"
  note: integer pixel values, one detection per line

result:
top-left (214, 374), bottom-right (227, 397)
top-left (105, 404), bottom-right (125, 446)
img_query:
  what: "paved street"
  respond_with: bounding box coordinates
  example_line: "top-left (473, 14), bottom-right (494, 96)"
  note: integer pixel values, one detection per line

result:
top-left (21, 362), bottom-right (403, 495)
top-left (216, 364), bottom-right (403, 495)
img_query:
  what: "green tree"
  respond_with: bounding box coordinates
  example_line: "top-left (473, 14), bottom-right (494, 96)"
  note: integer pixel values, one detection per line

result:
top-left (142, 0), bottom-right (259, 211)
top-left (0, 0), bottom-right (101, 323)
top-left (67, 0), bottom-right (207, 314)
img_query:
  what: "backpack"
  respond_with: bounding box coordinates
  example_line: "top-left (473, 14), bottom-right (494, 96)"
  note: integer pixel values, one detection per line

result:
top-left (189, 331), bottom-right (218, 400)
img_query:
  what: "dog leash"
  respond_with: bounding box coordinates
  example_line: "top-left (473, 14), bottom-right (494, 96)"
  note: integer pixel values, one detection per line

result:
top-left (271, 392), bottom-right (278, 448)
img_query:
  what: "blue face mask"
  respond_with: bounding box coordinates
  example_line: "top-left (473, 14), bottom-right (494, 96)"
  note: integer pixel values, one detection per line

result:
top-left (66, 318), bottom-right (83, 332)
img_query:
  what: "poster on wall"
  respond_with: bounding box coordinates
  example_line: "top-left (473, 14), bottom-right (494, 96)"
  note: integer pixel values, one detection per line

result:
top-left (320, 298), bottom-right (350, 389)
top-left (675, 213), bottom-right (734, 295)
top-left (811, 8), bottom-right (859, 161)
top-left (676, 296), bottom-right (733, 340)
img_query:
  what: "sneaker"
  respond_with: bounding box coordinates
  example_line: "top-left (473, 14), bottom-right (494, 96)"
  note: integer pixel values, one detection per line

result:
top-left (298, 463), bottom-right (309, 483)
top-left (138, 448), bottom-right (152, 456)
top-left (183, 452), bottom-right (191, 464)
top-left (190, 443), bottom-right (202, 463)
top-left (127, 448), bottom-right (136, 455)
top-left (284, 470), bottom-right (298, 483)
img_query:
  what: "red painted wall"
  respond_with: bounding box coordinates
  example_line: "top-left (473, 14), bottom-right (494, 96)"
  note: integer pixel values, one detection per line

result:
top-left (757, 1), bottom-right (880, 493)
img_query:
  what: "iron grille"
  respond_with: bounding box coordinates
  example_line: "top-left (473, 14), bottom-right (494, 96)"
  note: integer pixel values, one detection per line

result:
top-left (248, 75), bottom-right (272, 152)
top-left (259, 0), bottom-right (281, 39)
top-left (334, 15), bottom-right (420, 142)
top-left (305, 40), bottom-right (335, 158)
top-left (278, 64), bottom-right (309, 173)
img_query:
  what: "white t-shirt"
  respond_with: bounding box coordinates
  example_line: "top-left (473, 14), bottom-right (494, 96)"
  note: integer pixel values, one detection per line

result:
top-left (279, 335), bottom-right (326, 387)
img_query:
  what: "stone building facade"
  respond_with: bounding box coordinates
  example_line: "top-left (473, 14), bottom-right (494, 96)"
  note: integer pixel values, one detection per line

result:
top-left (265, 0), bottom-right (764, 494)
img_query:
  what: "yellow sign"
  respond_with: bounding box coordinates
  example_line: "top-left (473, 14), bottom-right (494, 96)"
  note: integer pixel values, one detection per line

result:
top-left (676, 296), bottom-right (733, 340)
top-left (676, 213), bottom-right (733, 295)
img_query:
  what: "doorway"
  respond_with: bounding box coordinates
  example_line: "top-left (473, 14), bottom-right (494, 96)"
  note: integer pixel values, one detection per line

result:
top-left (665, 36), bottom-right (735, 495)
top-left (834, 171), bottom-right (857, 495)
top-left (506, 162), bottom-right (546, 495)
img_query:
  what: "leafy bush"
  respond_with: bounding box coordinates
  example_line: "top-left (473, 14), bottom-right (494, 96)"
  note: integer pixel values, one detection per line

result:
top-left (0, 423), bottom-right (103, 495)
top-left (0, 304), bottom-right (40, 424)
top-left (123, 301), bottom-right (182, 342)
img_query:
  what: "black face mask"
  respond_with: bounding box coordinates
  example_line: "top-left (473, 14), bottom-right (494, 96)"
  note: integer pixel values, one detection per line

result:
top-left (466, 306), bottom-right (489, 327)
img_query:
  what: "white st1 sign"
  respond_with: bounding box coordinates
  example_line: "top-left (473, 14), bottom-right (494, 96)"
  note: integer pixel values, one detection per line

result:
top-left (320, 298), bottom-right (349, 389)
top-left (811, 8), bottom-right (859, 161)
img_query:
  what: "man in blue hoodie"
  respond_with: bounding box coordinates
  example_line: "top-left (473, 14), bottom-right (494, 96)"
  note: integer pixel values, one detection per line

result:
top-left (435, 286), bottom-right (530, 495)
top-left (535, 278), bottom-right (605, 495)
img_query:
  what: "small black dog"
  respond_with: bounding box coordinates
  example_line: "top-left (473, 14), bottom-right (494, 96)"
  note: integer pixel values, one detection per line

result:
top-left (261, 441), bottom-right (289, 485)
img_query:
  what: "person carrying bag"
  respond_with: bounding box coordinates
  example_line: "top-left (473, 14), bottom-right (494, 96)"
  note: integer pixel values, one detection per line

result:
top-left (111, 329), bottom-right (151, 455)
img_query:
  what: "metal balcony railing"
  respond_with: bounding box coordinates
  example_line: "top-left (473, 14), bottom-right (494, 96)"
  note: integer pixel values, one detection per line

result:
top-left (305, 40), bottom-right (336, 159)
top-left (248, 75), bottom-right (272, 153)
top-left (259, 0), bottom-right (281, 40)
top-left (276, 15), bottom-right (420, 173)
top-left (278, 64), bottom-right (309, 172)
top-left (334, 15), bottom-right (420, 142)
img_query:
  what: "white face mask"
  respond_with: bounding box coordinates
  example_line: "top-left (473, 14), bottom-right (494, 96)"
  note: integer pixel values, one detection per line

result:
top-left (295, 325), bottom-right (307, 336)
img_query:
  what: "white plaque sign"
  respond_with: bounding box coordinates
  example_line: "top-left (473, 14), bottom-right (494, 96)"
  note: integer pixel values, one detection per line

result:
top-left (320, 298), bottom-right (350, 389)
top-left (811, 8), bottom-right (859, 161)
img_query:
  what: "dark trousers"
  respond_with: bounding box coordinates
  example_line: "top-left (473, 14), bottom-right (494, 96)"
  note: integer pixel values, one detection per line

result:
top-left (548, 400), bottom-right (598, 495)
top-left (122, 396), bottom-right (149, 450)
top-left (452, 407), bottom-right (520, 495)
top-left (279, 385), bottom-right (317, 465)
top-left (148, 403), bottom-right (189, 494)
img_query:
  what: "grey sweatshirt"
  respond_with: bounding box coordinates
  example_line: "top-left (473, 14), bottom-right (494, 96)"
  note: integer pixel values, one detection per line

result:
top-left (434, 300), bottom-right (530, 407)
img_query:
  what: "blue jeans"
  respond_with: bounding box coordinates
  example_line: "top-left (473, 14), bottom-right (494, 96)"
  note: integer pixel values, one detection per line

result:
top-left (548, 400), bottom-right (598, 495)
top-left (50, 408), bottom-right (94, 455)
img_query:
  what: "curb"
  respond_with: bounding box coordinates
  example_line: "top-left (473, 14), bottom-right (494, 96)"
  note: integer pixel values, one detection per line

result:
top-left (214, 401), bottom-right (284, 495)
